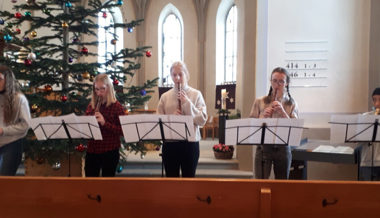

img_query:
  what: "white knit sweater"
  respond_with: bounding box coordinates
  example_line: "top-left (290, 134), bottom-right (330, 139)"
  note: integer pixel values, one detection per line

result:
top-left (0, 93), bottom-right (31, 147)
top-left (157, 85), bottom-right (207, 141)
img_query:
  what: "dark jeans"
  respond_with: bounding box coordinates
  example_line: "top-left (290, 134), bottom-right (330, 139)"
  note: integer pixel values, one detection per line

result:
top-left (255, 145), bottom-right (292, 179)
top-left (162, 141), bottom-right (200, 177)
top-left (85, 149), bottom-right (119, 177)
top-left (0, 138), bottom-right (24, 176)
top-left (359, 166), bottom-right (380, 181)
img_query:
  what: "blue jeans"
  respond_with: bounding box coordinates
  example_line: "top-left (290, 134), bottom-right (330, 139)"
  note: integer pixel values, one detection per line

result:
top-left (255, 145), bottom-right (292, 179)
top-left (0, 138), bottom-right (24, 176)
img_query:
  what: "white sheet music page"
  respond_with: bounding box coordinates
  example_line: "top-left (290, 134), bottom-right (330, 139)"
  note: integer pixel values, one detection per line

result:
top-left (225, 118), bottom-right (304, 146)
top-left (119, 114), bottom-right (196, 143)
top-left (27, 113), bottom-right (102, 140)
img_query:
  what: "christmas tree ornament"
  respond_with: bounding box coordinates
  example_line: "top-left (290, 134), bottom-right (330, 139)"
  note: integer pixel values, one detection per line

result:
top-left (52, 161), bottom-right (61, 170)
top-left (82, 71), bottom-right (90, 79)
top-left (44, 85), bottom-right (52, 92)
top-left (68, 57), bottom-right (73, 63)
top-left (128, 27), bottom-right (133, 33)
top-left (76, 74), bottom-right (83, 81)
top-left (116, 0), bottom-right (123, 6)
top-left (62, 22), bottom-right (69, 28)
top-left (30, 30), bottom-right (37, 38)
top-left (102, 12), bottom-right (107, 18)
top-left (89, 75), bottom-right (95, 82)
top-left (15, 12), bottom-right (22, 19)
top-left (75, 144), bottom-right (86, 152)
top-left (81, 47), bottom-right (88, 55)
top-left (140, 89), bottom-right (146, 96)
top-left (155, 146), bottom-right (160, 151)
top-left (145, 50), bottom-right (152, 57)
top-left (27, 52), bottom-right (37, 61)
top-left (3, 34), bottom-right (12, 42)
top-left (111, 39), bottom-right (117, 45)
top-left (25, 11), bottom-right (32, 16)
top-left (15, 28), bottom-right (21, 34)
top-left (117, 165), bottom-right (123, 173)
top-left (26, 0), bottom-right (35, 4)
top-left (113, 79), bottom-right (119, 85)
top-left (72, 37), bottom-right (79, 43)
top-left (24, 59), bottom-right (32, 66)
top-left (65, 2), bottom-right (72, 8)
top-left (31, 104), bottom-right (39, 113)
top-left (23, 36), bottom-right (29, 42)
top-left (11, 0), bottom-right (17, 3)
top-left (0, 19), bottom-right (4, 25)
top-left (61, 95), bottom-right (68, 102)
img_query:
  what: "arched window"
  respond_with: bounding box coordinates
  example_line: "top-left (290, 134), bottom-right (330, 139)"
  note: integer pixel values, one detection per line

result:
top-left (158, 4), bottom-right (183, 86)
top-left (216, 1), bottom-right (237, 85)
top-left (224, 5), bottom-right (237, 83)
top-left (98, 7), bottom-right (123, 74)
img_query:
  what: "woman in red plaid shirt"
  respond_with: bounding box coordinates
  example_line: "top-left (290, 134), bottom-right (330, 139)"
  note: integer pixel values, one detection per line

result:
top-left (85, 73), bottom-right (125, 177)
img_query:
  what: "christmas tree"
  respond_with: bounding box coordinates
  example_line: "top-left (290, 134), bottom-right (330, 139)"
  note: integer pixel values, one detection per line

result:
top-left (0, 0), bottom-right (157, 167)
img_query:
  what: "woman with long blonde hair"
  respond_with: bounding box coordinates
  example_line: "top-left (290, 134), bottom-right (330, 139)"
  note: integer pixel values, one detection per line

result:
top-left (85, 73), bottom-right (125, 177)
top-left (0, 65), bottom-right (30, 175)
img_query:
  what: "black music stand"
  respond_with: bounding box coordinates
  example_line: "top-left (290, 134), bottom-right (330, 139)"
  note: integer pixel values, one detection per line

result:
top-left (330, 116), bottom-right (380, 180)
top-left (225, 118), bottom-right (305, 179)
top-left (29, 114), bottom-right (102, 177)
top-left (119, 114), bottom-right (195, 177)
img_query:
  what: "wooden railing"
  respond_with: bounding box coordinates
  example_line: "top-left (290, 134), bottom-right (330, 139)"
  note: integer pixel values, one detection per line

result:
top-left (0, 177), bottom-right (379, 218)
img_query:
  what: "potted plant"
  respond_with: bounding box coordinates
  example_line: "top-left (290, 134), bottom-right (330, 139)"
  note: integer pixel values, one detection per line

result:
top-left (212, 143), bottom-right (234, 159)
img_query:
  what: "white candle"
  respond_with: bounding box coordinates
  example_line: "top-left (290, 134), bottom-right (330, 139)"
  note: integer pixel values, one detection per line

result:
top-left (221, 89), bottom-right (227, 110)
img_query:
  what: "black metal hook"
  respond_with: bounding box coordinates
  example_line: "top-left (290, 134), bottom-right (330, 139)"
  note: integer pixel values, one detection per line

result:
top-left (322, 198), bottom-right (338, 207)
top-left (88, 194), bottom-right (102, 203)
top-left (196, 195), bottom-right (212, 204)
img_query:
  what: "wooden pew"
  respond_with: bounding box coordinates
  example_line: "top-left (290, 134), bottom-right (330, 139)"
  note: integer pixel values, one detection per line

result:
top-left (0, 177), bottom-right (379, 218)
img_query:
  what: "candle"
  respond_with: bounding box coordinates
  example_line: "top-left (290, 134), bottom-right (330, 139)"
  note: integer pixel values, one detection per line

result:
top-left (221, 89), bottom-right (227, 110)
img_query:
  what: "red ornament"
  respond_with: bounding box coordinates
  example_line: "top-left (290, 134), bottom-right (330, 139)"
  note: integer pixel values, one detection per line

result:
top-left (81, 47), bottom-right (88, 55)
top-left (102, 12), bottom-right (107, 18)
top-left (145, 50), bottom-right (152, 57)
top-left (14, 12), bottom-right (22, 19)
top-left (75, 144), bottom-right (86, 152)
top-left (61, 95), bottom-right (68, 102)
top-left (15, 28), bottom-right (21, 34)
top-left (113, 79), bottom-right (119, 85)
top-left (24, 59), bottom-right (32, 66)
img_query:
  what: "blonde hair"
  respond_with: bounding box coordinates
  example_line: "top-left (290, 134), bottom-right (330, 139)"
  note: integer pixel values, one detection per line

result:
top-left (90, 73), bottom-right (117, 108)
top-left (0, 65), bottom-right (21, 124)
top-left (170, 61), bottom-right (190, 81)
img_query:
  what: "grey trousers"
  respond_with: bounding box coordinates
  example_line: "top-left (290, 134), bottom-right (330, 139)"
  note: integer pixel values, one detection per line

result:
top-left (254, 145), bottom-right (292, 179)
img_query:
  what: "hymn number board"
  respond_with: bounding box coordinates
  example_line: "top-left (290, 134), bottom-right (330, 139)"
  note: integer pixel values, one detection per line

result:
top-left (284, 41), bottom-right (329, 88)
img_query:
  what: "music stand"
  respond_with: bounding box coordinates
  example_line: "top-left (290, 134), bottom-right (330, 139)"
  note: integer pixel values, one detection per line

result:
top-left (225, 118), bottom-right (305, 179)
top-left (330, 114), bottom-right (380, 180)
top-left (119, 114), bottom-right (195, 177)
top-left (27, 113), bottom-right (102, 177)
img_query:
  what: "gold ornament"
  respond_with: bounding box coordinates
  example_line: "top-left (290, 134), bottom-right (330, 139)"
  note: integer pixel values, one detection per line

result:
top-left (31, 104), bottom-right (39, 113)
top-left (30, 30), bottom-right (37, 38)
top-left (62, 22), bottom-right (69, 28)
top-left (82, 71), bottom-right (90, 79)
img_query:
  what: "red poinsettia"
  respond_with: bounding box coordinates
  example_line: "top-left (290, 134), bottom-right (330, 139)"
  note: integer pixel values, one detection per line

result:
top-left (212, 143), bottom-right (234, 153)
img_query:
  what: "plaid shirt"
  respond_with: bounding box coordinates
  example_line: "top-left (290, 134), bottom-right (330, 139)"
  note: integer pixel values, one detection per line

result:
top-left (86, 101), bottom-right (125, 154)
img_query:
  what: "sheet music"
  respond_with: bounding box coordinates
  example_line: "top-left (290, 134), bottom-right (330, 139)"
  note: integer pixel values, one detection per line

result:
top-left (225, 118), bottom-right (304, 146)
top-left (312, 145), bottom-right (354, 154)
top-left (330, 114), bottom-right (380, 143)
top-left (119, 114), bottom-right (195, 143)
top-left (27, 113), bottom-right (102, 140)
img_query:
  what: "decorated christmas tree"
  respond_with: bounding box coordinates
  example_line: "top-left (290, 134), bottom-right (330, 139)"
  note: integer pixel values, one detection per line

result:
top-left (0, 0), bottom-right (157, 168)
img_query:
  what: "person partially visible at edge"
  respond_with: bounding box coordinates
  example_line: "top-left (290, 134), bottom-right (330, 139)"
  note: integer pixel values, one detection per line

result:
top-left (249, 67), bottom-right (299, 179)
top-left (0, 65), bottom-right (31, 176)
top-left (85, 73), bottom-right (125, 177)
top-left (157, 61), bottom-right (207, 177)
top-left (359, 87), bottom-right (380, 180)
